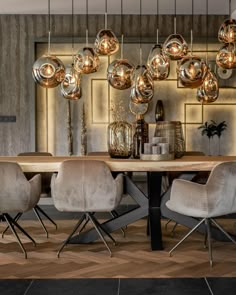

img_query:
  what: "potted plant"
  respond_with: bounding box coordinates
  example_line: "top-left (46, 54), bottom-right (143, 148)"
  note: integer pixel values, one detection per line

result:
top-left (211, 120), bottom-right (227, 155)
top-left (198, 121), bottom-right (215, 155)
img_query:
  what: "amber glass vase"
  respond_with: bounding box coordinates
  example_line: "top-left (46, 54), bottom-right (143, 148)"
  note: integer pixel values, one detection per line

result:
top-left (108, 121), bottom-right (132, 158)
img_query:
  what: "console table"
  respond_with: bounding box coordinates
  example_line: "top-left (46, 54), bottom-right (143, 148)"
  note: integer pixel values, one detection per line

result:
top-left (0, 155), bottom-right (235, 250)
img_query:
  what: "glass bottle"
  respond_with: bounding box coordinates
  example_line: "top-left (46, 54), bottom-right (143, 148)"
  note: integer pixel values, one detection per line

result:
top-left (155, 100), bottom-right (164, 122)
top-left (132, 115), bottom-right (149, 159)
top-left (108, 120), bottom-right (132, 158)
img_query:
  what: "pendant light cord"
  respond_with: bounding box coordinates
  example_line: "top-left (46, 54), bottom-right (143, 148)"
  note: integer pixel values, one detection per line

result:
top-left (191, 0), bottom-right (194, 54)
top-left (86, 0), bottom-right (88, 46)
top-left (139, 0), bottom-right (142, 65)
top-left (48, 0), bottom-right (51, 55)
top-left (105, 0), bottom-right (108, 29)
top-left (121, 0), bottom-right (124, 59)
top-left (229, 0), bottom-right (231, 17)
top-left (71, 0), bottom-right (75, 62)
top-left (206, 0), bottom-right (208, 64)
top-left (156, 0), bottom-right (159, 44)
top-left (174, 0), bottom-right (177, 34)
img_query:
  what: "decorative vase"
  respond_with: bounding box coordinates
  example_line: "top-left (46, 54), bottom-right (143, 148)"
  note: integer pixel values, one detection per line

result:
top-left (108, 121), bottom-right (132, 158)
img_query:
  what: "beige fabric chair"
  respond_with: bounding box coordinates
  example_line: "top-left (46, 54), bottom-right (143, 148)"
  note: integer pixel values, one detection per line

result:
top-left (166, 162), bottom-right (236, 266)
top-left (51, 159), bottom-right (123, 257)
top-left (8, 152), bottom-right (57, 237)
top-left (0, 162), bottom-right (41, 258)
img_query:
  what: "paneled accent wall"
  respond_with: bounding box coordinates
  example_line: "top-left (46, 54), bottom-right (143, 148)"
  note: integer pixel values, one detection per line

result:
top-left (0, 14), bottom-right (230, 155)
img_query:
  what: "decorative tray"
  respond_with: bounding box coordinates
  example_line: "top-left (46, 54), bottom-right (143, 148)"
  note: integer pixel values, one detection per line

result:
top-left (140, 153), bottom-right (174, 161)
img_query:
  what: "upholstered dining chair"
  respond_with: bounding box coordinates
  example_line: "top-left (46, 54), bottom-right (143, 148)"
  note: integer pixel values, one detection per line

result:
top-left (2, 152), bottom-right (57, 238)
top-left (0, 162), bottom-right (41, 258)
top-left (166, 161), bottom-right (236, 266)
top-left (51, 159), bottom-right (123, 257)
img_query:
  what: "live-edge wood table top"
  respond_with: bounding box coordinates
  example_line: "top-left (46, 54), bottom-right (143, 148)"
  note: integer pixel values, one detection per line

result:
top-left (0, 155), bottom-right (236, 173)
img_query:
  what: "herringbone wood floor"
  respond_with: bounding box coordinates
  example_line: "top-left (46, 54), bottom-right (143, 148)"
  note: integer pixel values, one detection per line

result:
top-left (0, 218), bottom-right (235, 278)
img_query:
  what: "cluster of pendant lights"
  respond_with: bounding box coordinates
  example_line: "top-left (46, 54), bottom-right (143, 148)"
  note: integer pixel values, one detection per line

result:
top-left (33, 0), bottom-right (236, 106)
top-left (216, 0), bottom-right (236, 69)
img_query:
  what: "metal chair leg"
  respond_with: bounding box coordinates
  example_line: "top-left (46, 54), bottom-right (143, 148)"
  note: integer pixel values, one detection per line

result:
top-left (205, 219), bottom-right (213, 267)
top-left (169, 218), bottom-right (206, 257)
top-left (5, 214), bottom-right (36, 246)
top-left (33, 207), bottom-right (49, 238)
top-left (91, 214), bottom-right (117, 246)
top-left (210, 218), bottom-right (236, 244)
top-left (2, 212), bottom-right (22, 238)
top-left (57, 214), bottom-right (86, 258)
top-left (35, 205), bottom-right (57, 229)
top-left (3, 214), bottom-right (28, 258)
top-left (87, 213), bottom-right (112, 257)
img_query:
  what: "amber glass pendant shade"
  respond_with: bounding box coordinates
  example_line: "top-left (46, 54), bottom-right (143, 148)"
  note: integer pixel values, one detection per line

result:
top-left (60, 64), bottom-right (82, 100)
top-left (94, 29), bottom-right (119, 56)
top-left (130, 65), bottom-right (154, 104)
top-left (147, 44), bottom-right (170, 80)
top-left (32, 55), bottom-right (65, 88)
top-left (107, 59), bottom-right (134, 90)
top-left (218, 19), bottom-right (236, 43)
top-left (216, 43), bottom-right (236, 69)
top-left (75, 47), bottom-right (99, 74)
top-left (177, 55), bottom-right (208, 88)
top-left (163, 34), bottom-right (188, 60)
top-left (196, 70), bottom-right (219, 103)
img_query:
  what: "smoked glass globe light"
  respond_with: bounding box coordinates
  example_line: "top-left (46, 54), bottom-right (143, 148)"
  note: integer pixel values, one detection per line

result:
top-left (163, 34), bottom-right (188, 60)
top-left (32, 55), bottom-right (65, 88)
top-left (147, 44), bottom-right (170, 80)
top-left (218, 19), bottom-right (236, 43)
top-left (107, 59), bottom-right (134, 90)
top-left (94, 29), bottom-right (119, 56)
top-left (196, 70), bottom-right (219, 103)
top-left (60, 64), bottom-right (82, 100)
top-left (216, 43), bottom-right (236, 69)
top-left (177, 55), bottom-right (208, 88)
top-left (74, 47), bottom-right (99, 74)
top-left (130, 65), bottom-right (154, 104)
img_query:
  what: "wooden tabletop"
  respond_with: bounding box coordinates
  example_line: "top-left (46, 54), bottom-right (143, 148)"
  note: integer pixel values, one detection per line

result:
top-left (1, 155), bottom-right (236, 172)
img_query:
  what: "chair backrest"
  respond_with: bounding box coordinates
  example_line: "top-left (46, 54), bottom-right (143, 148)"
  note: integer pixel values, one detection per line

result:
top-left (206, 161), bottom-right (236, 217)
top-left (17, 152), bottom-right (52, 195)
top-left (51, 160), bottom-right (123, 212)
top-left (0, 162), bottom-right (31, 212)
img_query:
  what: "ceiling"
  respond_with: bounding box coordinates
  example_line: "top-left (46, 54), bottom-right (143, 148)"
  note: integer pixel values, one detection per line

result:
top-left (0, 0), bottom-right (236, 15)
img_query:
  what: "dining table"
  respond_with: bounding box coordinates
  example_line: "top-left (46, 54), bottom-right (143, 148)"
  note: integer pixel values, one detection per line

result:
top-left (1, 155), bottom-right (236, 250)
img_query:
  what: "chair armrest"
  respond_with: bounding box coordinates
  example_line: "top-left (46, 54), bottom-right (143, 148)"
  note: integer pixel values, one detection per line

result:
top-left (166, 179), bottom-right (208, 218)
top-left (28, 174), bottom-right (41, 209)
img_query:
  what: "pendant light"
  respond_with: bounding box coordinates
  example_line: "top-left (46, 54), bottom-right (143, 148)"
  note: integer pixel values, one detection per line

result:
top-left (216, 43), bottom-right (236, 68)
top-left (75, 0), bottom-right (99, 74)
top-left (216, 0), bottom-right (236, 69)
top-left (163, 0), bottom-right (188, 60)
top-left (147, 0), bottom-right (170, 80)
top-left (107, 0), bottom-right (134, 90)
top-left (94, 0), bottom-right (119, 55)
top-left (197, 0), bottom-right (219, 103)
top-left (177, 0), bottom-right (208, 88)
top-left (61, 0), bottom-right (82, 100)
top-left (218, 0), bottom-right (236, 43)
top-left (130, 0), bottom-right (154, 104)
top-left (32, 0), bottom-right (65, 88)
